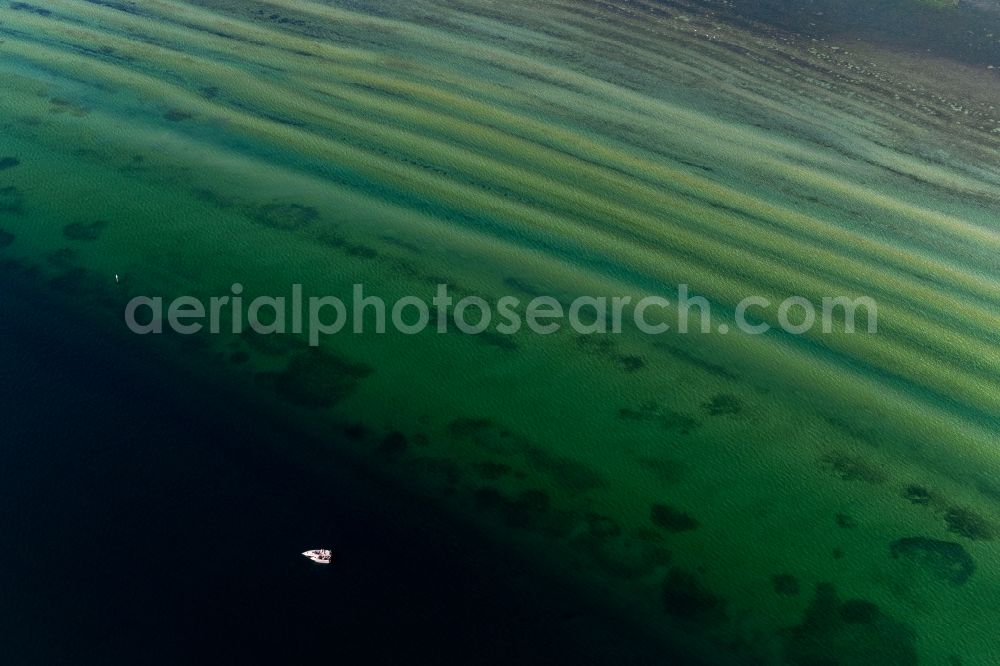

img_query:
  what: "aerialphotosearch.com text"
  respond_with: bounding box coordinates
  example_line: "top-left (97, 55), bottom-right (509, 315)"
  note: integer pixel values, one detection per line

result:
top-left (125, 283), bottom-right (878, 346)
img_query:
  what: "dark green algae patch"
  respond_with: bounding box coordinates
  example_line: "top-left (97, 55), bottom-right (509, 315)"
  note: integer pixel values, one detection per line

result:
top-left (890, 537), bottom-right (975, 585)
top-left (266, 348), bottom-right (373, 409)
top-left (661, 568), bottom-right (728, 624)
top-left (700, 393), bottom-right (743, 416)
top-left (943, 506), bottom-right (995, 541)
top-left (772, 573), bottom-right (801, 596)
top-left (447, 416), bottom-right (604, 493)
top-left (63, 219), bottom-right (110, 242)
top-left (618, 401), bottom-right (702, 435)
top-left (0, 186), bottom-right (25, 214)
top-left (782, 583), bottom-right (918, 666)
top-left (650, 503), bottom-right (699, 532)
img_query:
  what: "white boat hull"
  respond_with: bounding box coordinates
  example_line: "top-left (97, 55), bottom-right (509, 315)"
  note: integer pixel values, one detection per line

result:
top-left (302, 549), bottom-right (333, 564)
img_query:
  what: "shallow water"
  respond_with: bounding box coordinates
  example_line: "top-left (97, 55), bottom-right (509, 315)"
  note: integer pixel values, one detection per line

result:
top-left (1, 1), bottom-right (998, 663)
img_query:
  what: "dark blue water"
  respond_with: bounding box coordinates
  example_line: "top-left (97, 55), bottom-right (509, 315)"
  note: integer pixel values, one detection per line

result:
top-left (0, 262), bottom-right (671, 665)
